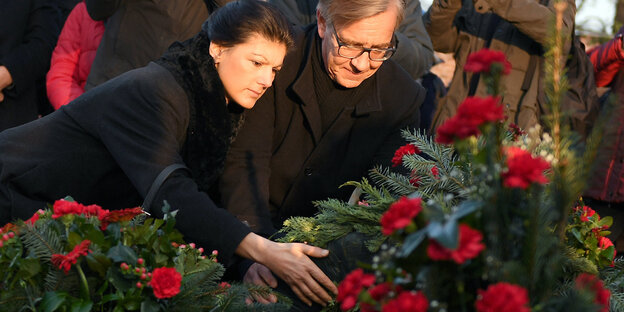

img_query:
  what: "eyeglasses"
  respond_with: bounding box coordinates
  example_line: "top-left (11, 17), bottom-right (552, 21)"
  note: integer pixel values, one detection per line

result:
top-left (332, 26), bottom-right (397, 61)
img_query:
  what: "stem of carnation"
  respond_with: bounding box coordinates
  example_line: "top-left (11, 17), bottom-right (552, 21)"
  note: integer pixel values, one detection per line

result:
top-left (76, 263), bottom-right (90, 300)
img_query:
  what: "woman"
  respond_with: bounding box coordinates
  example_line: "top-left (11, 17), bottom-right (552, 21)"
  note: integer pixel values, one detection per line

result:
top-left (0, 0), bottom-right (335, 306)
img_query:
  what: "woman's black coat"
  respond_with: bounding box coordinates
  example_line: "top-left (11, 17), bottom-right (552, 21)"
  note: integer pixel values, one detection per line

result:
top-left (0, 32), bottom-right (250, 264)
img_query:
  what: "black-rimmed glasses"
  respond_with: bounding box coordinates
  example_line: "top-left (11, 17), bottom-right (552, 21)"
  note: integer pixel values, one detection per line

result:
top-left (332, 26), bottom-right (397, 61)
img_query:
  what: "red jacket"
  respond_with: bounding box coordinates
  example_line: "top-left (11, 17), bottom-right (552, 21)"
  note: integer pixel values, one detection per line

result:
top-left (585, 27), bottom-right (624, 202)
top-left (588, 29), bottom-right (624, 87)
top-left (46, 2), bottom-right (104, 109)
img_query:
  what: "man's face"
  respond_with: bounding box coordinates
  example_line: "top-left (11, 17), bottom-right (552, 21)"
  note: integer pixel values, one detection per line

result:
top-left (317, 6), bottom-right (398, 88)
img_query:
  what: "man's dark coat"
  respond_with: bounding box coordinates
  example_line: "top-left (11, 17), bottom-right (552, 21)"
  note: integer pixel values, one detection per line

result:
top-left (219, 25), bottom-right (425, 237)
top-left (0, 32), bottom-right (250, 264)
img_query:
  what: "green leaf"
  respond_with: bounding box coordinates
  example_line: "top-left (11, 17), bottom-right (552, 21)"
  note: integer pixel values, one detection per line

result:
top-left (570, 228), bottom-right (584, 244)
top-left (101, 293), bottom-right (121, 304)
top-left (87, 252), bottom-right (112, 278)
top-left (13, 258), bottom-right (41, 281)
top-left (107, 243), bottom-right (137, 264)
top-left (140, 298), bottom-right (161, 312)
top-left (398, 229), bottom-right (427, 257)
top-left (452, 200), bottom-right (482, 219)
top-left (598, 216), bottom-right (613, 228)
top-left (428, 219), bottom-right (459, 249)
top-left (69, 298), bottom-right (93, 312)
top-left (39, 291), bottom-right (68, 312)
top-left (106, 265), bottom-right (133, 292)
top-left (81, 224), bottom-right (107, 247)
top-left (123, 297), bottom-right (142, 310)
top-left (68, 231), bottom-right (83, 247)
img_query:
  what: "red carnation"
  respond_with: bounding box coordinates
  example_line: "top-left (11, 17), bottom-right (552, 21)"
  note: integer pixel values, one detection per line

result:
top-left (100, 207), bottom-right (144, 230)
top-left (456, 96), bottom-right (505, 126)
top-left (381, 291), bottom-right (428, 312)
top-left (578, 206), bottom-right (597, 222)
top-left (575, 273), bottom-right (610, 312)
top-left (368, 282), bottom-right (393, 301)
top-left (427, 224), bottom-right (485, 264)
top-left (51, 240), bottom-right (92, 274)
top-left (380, 197), bottom-right (423, 236)
top-left (475, 282), bottom-right (530, 312)
top-left (464, 48), bottom-right (512, 75)
top-left (151, 267), bottom-right (182, 299)
top-left (436, 115), bottom-right (480, 144)
top-left (502, 147), bottom-right (550, 189)
top-left (435, 97), bottom-right (504, 144)
top-left (598, 236), bottom-right (616, 266)
top-left (337, 268), bottom-right (376, 311)
top-left (52, 199), bottom-right (108, 220)
top-left (25, 209), bottom-right (45, 225)
top-left (392, 144), bottom-right (420, 167)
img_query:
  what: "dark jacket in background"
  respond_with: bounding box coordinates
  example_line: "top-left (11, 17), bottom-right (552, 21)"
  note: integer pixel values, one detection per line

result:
top-left (219, 25), bottom-right (424, 237)
top-left (0, 32), bottom-right (250, 265)
top-left (268, 0), bottom-right (435, 80)
top-left (84, 0), bottom-right (209, 90)
top-left (0, 0), bottom-right (60, 131)
top-left (585, 28), bottom-right (624, 204)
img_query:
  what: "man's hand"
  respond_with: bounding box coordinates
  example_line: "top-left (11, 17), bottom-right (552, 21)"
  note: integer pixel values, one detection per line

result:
top-left (236, 233), bottom-right (338, 306)
top-left (244, 263), bottom-right (278, 304)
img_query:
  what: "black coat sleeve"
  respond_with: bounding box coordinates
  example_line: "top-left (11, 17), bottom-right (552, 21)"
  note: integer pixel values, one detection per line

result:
top-left (219, 84), bottom-right (277, 237)
top-left (1, 0), bottom-right (59, 97)
top-left (65, 64), bottom-right (250, 264)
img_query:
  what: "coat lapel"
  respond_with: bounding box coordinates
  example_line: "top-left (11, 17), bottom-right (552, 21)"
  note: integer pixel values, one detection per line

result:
top-left (291, 36), bottom-right (323, 145)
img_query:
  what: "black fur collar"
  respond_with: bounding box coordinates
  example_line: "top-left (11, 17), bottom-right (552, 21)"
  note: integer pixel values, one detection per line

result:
top-left (155, 31), bottom-right (245, 192)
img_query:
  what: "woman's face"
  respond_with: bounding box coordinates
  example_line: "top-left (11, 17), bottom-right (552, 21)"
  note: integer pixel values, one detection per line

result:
top-left (210, 34), bottom-right (287, 109)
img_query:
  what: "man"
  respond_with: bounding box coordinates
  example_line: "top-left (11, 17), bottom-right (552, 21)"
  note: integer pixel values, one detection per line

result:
top-left (219, 0), bottom-right (424, 307)
top-left (268, 0), bottom-right (434, 81)
top-left (84, 0), bottom-right (218, 90)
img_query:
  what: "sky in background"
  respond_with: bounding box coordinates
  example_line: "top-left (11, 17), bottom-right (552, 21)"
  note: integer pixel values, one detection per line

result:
top-left (420, 0), bottom-right (616, 35)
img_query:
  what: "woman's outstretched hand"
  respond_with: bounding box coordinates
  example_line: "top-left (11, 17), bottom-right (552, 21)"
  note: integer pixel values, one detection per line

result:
top-left (235, 233), bottom-right (338, 306)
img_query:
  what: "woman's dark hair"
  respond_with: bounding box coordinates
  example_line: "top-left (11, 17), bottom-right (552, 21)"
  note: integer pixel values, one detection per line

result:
top-left (204, 0), bottom-right (294, 50)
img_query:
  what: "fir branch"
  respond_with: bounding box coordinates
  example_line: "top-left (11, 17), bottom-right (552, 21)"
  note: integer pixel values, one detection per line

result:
top-left (369, 166), bottom-right (415, 196)
top-left (20, 223), bottom-right (63, 262)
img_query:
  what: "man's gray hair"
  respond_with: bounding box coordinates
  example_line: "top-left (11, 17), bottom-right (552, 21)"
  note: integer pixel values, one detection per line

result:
top-left (317, 0), bottom-right (405, 29)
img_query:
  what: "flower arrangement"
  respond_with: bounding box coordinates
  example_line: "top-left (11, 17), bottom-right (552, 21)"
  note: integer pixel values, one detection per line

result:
top-left (0, 198), bottom-right (288, 311)
top-left (277, 25), bottom-right (622, 311)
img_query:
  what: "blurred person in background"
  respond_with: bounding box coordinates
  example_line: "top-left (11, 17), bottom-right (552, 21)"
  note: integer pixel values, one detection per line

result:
top-left (0, 0), bottom-right (60, 131)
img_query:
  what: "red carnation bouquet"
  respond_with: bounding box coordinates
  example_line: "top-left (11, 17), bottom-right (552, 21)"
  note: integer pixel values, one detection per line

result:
top-left (0, 198), bottom-right (286, 311)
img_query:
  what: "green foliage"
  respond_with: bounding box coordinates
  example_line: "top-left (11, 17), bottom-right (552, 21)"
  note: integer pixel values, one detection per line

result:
top-left (0, 200), bottom-right (289, 311)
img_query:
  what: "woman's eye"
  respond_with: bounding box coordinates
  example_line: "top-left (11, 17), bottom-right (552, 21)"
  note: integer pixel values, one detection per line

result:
top-left (252, 61), bottom-right (262, 66)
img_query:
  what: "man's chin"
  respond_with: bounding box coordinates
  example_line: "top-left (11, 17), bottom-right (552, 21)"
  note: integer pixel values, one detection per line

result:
top-left (335, 76), bottom-right (366, 89)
